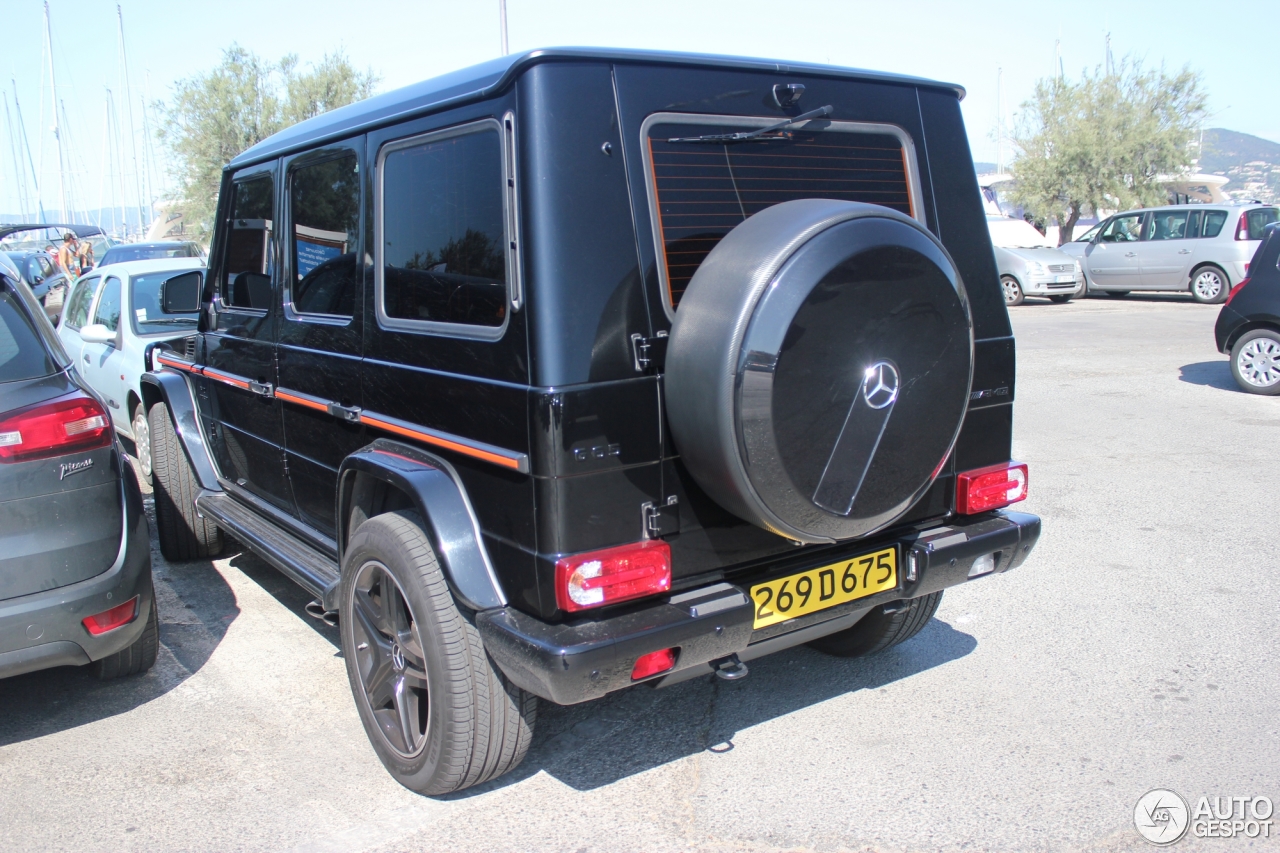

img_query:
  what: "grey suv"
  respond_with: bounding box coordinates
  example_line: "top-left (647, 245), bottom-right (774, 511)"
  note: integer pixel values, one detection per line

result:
top-left (1060, 203), bottom-right (1278, 303)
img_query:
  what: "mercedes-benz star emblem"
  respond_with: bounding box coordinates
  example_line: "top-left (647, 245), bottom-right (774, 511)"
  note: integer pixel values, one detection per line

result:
top-left (862, 362), bottom-right (900, 409)
top-left (391, 642), bottom-right (405, 672)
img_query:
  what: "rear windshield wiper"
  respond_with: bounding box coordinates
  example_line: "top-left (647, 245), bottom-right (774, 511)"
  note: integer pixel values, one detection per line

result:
top-left (666, 105), bottom-right (834, 144)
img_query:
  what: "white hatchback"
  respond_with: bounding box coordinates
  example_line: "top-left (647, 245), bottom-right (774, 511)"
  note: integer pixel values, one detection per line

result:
top-left (56, 258), bottom-right (205, 481)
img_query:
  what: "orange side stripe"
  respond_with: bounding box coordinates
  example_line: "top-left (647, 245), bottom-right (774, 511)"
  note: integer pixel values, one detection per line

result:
top-left (359, 414), bottom-right (522, 471)
top-left (156, 354), bottom-right (200, 374)
top-left (275, 389), bottom-right (328, 413)
top-left (202, 368), bottom-right (251, 390)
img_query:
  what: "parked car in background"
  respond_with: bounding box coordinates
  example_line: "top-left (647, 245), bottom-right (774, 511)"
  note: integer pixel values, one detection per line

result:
top-left (1215, 222), bottom-right (1280, 394)
top-left (0, 253), bottom-right (157, 681)
top-left (987, 216), bottom-right (1084, 305)
top-left (97, 241), bottom-right (205, 268)
top-left (57, 258), bottom-right (204, 482)
top-left (0, 250), bottom-right (69, 321)
top-left (1059, 203), bottom-right (1279, 303)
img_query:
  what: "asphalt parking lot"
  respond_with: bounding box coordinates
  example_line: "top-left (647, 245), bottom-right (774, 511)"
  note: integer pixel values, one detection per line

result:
top-left (1, 294), bottom-right (1277, 852)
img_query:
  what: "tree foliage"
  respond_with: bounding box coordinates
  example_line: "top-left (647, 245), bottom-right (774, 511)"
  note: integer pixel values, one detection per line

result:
top-left (1008, 60), bottom-right (1208, 245)
top-left (156, 46), bottom-right (378, 238)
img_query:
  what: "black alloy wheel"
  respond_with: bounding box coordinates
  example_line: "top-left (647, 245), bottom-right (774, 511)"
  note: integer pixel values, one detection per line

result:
top-left (348, 559), bottom-right (430, 759)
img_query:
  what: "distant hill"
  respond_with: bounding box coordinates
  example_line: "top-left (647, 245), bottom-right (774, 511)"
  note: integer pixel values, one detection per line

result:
top-left (1200, 129), bottom-right (1280, 203)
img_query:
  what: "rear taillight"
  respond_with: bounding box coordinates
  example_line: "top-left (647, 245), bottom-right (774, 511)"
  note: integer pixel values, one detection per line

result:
top-left (0, 393), bottom-right (111, 463)
top-left (555, 540), bottom-right (672, 612)
top-left (1236, 212), bottom-right (1249, 241)
top-left (956, 462), bottom-right (1029, 515)
top-left (631, 648), bottom-right (677, 680)
top-left (82, 596), bottom-right (139, 636)
top-left (1225, 277), bottom-right (1250, 306)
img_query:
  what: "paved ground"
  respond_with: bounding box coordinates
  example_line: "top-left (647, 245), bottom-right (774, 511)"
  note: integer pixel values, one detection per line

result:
top-left (1, 293), bottom-right (1277, 852)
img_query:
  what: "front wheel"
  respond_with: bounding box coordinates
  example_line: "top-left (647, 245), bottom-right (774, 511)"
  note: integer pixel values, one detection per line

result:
top-left (1001, 276), bottom-right (1024, 307)
top-left (807, 591), bottom-right (943, 658)
top-left (340, 510), bottom-right (536, 795)
top-left (149, 403), bottom-right (223, 561)
top-left (1230, 329), bottom-right (1280, 395)
top-left (1191, 266), bottom-right (1229, 304)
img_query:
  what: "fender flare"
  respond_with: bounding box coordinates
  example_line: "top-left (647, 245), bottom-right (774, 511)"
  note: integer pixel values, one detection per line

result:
top-left (139, 368), bottom-right (221, 491)
top-left (337, 439), bottom-right (506, 611)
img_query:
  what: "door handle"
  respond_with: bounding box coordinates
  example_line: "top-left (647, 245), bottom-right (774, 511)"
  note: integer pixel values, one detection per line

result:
top-left (1124, 252), bottom-right (1137, 258)
top-left (82, 354), bottom-right (89, 363)
top-left (1178, 249), bottom-right (1192, 254)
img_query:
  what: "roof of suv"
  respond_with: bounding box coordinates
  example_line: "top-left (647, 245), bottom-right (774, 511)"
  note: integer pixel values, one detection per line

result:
top-left (230, 47), bottom-right (966, 170)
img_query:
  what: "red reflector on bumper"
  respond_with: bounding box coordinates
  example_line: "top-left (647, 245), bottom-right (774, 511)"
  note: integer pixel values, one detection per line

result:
top-left (82, 596), bottom-right (139, 636)
top-left (631, 648), bottom-right (676, 680)
top-left (956, 462), bottom-right (1028, 515)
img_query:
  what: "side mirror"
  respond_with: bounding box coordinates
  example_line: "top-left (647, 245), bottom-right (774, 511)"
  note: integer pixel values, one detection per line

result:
top-left (80, 323), bottom-right (116, 345)
top-left (161, 271), bottom-right (203, 313)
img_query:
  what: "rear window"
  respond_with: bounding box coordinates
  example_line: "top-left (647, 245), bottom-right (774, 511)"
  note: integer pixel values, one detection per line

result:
top-left (643, 115), bottom-right (921, 310)
top-left (101, 244), bottom-right (198, 265)
top-left (1246, 208), bottom-right (1279, 241)
top-left (0, 288), bottom-right (58, 383)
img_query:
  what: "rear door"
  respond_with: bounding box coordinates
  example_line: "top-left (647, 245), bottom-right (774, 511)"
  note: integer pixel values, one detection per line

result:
top-left (56, 273), bottom-right (100, 367)
top-left (199, 166), bottom-right (295, 515)
top-left (276, 140), bottom-right (365, 538)
top-left (1141, 209), bottom-right (1198, 288)
top-left (79, 273), bottom-right (130, 431)
top-left (1086, 212), bottom-right (1147, 288)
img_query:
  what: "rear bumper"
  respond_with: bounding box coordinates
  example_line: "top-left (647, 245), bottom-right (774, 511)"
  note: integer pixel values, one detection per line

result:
top-left (479, 510), bottom-right (1040, 705)
top-left (0, 471), bottom-right (153, 679)
top-left (1215, 306), bottom-right (1242, 353)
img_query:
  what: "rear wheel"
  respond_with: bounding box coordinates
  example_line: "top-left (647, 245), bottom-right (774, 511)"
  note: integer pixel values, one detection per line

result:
top-left (1230, 329), bottom-right (1280, 395)
top-left (131, 403), bottom-right (152, 485)
top-left (1001, 276), bottom-right (1024, 306)
top-left (807, 591), bottom-right (943, 658)
top-left (1190, 265), bottom-right (1228, 304)
top-left (1106, 291), bottom-right (1129, 298)
top-left (149, 403), bottom-right (223, 560)
top-left (91, 596), bottom-right (159, 679)
top-left (340, 510), bottom-right (536, 795)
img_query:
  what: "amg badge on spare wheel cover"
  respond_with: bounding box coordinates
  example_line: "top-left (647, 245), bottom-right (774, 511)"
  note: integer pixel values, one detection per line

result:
top-left (664, 199), bottom-right (973, 544)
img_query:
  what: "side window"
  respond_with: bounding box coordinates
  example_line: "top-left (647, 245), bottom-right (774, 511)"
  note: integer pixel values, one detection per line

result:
top-left (38, 256), bottom-right (56, 278)
top-left (93, 276), bottom-right (122, 332)
top-left (62, 276), bottom-right (101, 330)
top-left (1100, 214), bottom-right (1146, 243)
top-left (220, 175), bottom-right (275, 310)
top-left (26, 258), bottom-right (45, 283)
top-left (1150, 211), bottom-right (1190, 240)
top-left (1186, 211), bottom-right (1201, 240)
top-left (378, 123), bottom-right (509, 333)
top-left (289, 152), bottom-right (359, 317)
top-left (1202, 210), bottom-right (1228, 238)
top-left (1246, 208), bottom-right (1279, 240)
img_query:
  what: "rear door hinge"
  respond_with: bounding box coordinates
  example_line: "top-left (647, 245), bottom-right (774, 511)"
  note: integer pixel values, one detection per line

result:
top-left (630, 331), bottom-right (669, 373)
top-left (643, 495), bottom-right (680, 539)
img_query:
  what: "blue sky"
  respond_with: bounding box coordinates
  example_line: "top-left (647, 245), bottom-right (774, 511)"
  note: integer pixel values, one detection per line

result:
top-left (2, 0), bottom-right (1274, 221)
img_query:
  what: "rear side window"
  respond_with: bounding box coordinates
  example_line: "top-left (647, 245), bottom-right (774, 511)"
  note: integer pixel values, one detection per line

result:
top-left (643, 115), bottom-right (923, 310)
top-left (220, 175), bottom-right (275, 311)
top-left (1202, 210), bottom-right (1228, 238)
top-left (289, 153), bottom-right (359, 317)
top-left (1246, 208), bottom-right (1279, 241)
top-left (1150, 211), bottom-right (1191, 240)
top-left (377, 121), bottom-right (510, 334)
top-left (93, 277), bottom-right (122, 333)
top-left (62, 276), bottom-right (101, 330)
top-left (0, 289), bottom-right (58, 382)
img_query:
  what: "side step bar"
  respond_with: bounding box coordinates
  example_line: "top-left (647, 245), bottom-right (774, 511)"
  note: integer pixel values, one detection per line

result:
top-left (195, 493), bottom-right (342, 610)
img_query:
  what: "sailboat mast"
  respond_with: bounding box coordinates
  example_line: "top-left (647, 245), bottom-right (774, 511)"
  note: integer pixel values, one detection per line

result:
top-left (11, 80), bottom-right (45, 223)
top-left (3, 93), bottom-right (30, 220)
top-left (117, 5), bottom-right (146, 235)
top-left (44, 1), bottom-right (68, 222)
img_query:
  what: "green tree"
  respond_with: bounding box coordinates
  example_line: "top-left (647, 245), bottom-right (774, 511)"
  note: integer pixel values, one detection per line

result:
top-left (157, 46), bottom-right (378, 238)
top-left (1008, 60), bottom-right (1208, 245)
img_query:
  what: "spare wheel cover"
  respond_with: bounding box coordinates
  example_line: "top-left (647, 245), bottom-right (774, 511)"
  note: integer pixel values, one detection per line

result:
top-left (665, 199), bottom-right (973, 543)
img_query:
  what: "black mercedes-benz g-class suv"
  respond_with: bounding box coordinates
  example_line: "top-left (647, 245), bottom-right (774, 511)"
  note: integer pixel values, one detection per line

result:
top-left (142, 48), bottom-right (1040, 794)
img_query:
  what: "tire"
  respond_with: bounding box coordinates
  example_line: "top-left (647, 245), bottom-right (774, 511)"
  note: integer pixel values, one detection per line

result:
top-left (666, 199), bottom-right (973, 543)
top-left (807, 591), bottom-right (943, 658)
top-left (1048, 294), bottom-right (1072, 304)
top-left (131, 402), bottom-right (152, 485)
top-left (1001, 275), bottom-right (1024, 306)
top-left (149, 403), bottom-right (223, 560)
top-left (91, 595), bottom-right (159, 679)
top-left (340, 510), bottom-right (536, 795)
top-left (1190, 265), bottom-right (1229, 304)
top-left (1106, 291), bottom-right (1129, 298)
top-left (1230, 329), bottom-right (1280, 395)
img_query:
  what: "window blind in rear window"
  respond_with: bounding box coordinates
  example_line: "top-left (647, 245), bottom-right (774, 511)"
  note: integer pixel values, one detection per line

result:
top-left (643, 115), bottom-right (921, 311)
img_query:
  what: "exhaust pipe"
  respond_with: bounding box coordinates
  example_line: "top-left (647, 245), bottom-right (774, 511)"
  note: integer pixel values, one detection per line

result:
top-left (305, 600), bottom-right (340, 628)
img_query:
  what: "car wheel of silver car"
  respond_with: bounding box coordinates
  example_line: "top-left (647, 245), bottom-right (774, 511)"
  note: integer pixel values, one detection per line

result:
top-left (340, 509), bottom-right (536, 795)
top-left (1001, 275), bottom-right (1024, 306)
top-left (1190, 266), bottom-right (1228, 304)
top-left (132, 403), bottom-right (152, 484)
top-left (1230, 329), bottom-right (1280, 396)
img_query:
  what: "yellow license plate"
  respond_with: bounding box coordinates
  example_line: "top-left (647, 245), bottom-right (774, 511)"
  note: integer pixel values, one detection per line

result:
top-left (750, 547), bottom-right (897, 629)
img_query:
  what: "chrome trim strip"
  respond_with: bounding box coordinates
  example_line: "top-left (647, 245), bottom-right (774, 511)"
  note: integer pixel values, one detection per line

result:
top-left (359, 409), bottom-right (529, 473)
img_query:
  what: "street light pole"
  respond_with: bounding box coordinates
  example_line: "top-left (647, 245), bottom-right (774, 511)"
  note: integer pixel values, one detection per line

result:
top-left (500, 0), bottom-right (509, 56)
